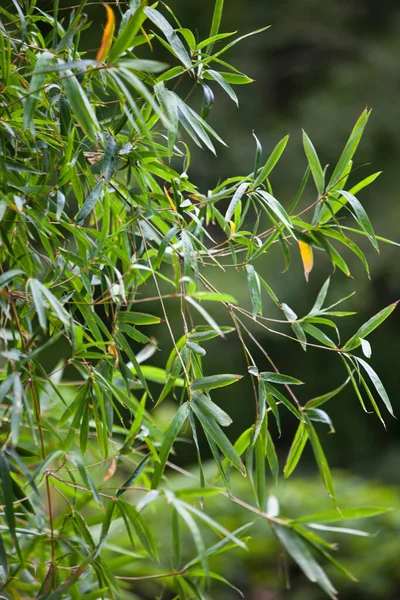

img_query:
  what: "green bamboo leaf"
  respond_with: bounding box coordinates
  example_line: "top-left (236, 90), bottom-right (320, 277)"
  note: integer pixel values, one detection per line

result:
top-left (311, 231), bottom-right (351, 276)
top-left (204, 428), bottom-right (231, 491)
top-left (144, 7), bottom-right (193, 69)
top-left (0, 269), bottom-right (24, 291)
top-left (266, 430), bottom-right (279, 483)
top-left (289, 165), bottom-right (311, 214)
top-left (208, 0), bottom-right (225, 40)
top-left (305, 378), bottom-right (350, 409)
top-left (284, 422), bottom-right (308, 478)
top-left (174, 486), bottom-right (224, 498)
top-left (252, 379), bottom-right (266, 443)
top-left (273, 523), bottom-right (337, 598)
top-left (118, 322), bottom-right (153, 345)
top-left (349, 171), bottom-right (382, 196)
top-left (307, 523), bottom-right (370, 536)
top-left (337, 190), bottom-right (378, 251)
top-left (118, 499), bottom-right (158, 559)
top-left (29, 279), bottom-right (69, 330)
top-left (256, 190), bottom-right (293, 232)
top-left (0, 453), bottom-right (19, 553)
top-left (301, 322), bottom-right (336, 348)
top-left (260, 372), bottom-right (303, 385)
top-left (306, 420), bottom-right (336, 502)
top-left (71, 454), bottom-right (102, 505)
top-left (171, 506), bottom-right (181, 570)
top-left (184, 523), bottom-right (252, 569)
top-left (11, 373), bottom-right (22, 445)
top-left (322, 227), bottom-right (370, 276)
top-left (327, 108), bottom-right (370, 190)
top-left (117, 454), bottom-right (151, 497)
top-left (75, 181), bottom-right (105, 224)
top-left (316, 547), bottom-right (358, 583)
top-left (264, 383), bottom-right (303, 419)
top-left (173, 500), bottom-right (209, 578)
top-left (191, 401), bottom-right (245, 474)
top-left (245, 264), bottom-right (262, 318)
top-left (155, 225), bottom-right (180, 269)
top-left (190, 292), bottom-right (237, 303)
top-left (207, 69), bottom-right (238, 106)
top-left (252, 132), bottom-right (263, 179)
top-left (29, 278), bottom-right (47, 331)
top-left (175, 498), bottom-right (247, 550)
top-left (61, 70), bottom-right (101, 141)
top-left (102, 135), bottom-right (118, 183)
top-left (118, 311), bottom-right (162, 325)
top-left (192, 391), bottom-right (232, 426)
top-left (302, 131), bottom-right (325, 196)
top-left (115, 331), bottom-right (153, 397)
top-left (225, 182), bottom-right (250, 223)
top-left (154, 82), bottom-right (179, 153)
top-left (306, 409), bottom-right (335, 433)
top-left (186, 297), bottom-right (224, 337)
top-left (254, 135), bottom-right (290, 187)
top-left (343, 301), bottom-right (398, 351)
top-left (0, 531), bottom-right (8, 577)
top-left (254, 434), bottom-right (266, 510)
top-left (191, 374), bottom-right (243, 391)
top-left (23, 51), bottom-right (54, 131)
top-left (97, 501), bottom-right (116, 554)
top-left (108, 3), bottom-right (147, 63)
top-left (152, 402), bottom-right (189, 489)
top-left (295, 506), bottom-right (391, 523)
top-left (354, 356), bottom-right (394, 416)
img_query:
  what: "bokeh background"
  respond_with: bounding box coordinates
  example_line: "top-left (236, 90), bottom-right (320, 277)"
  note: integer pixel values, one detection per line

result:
top-left (38, 0), bottom-right (400, 597)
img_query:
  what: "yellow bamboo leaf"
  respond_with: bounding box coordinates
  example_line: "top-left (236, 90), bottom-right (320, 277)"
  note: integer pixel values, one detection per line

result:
top-left (299, 240), bottom-right (313, 282)
top-left (96, 4), bottom-right (116, 63)
top-left (229, 220), bottom-right (236, 236)
top-left (164, 186), bottom-right (177, 212)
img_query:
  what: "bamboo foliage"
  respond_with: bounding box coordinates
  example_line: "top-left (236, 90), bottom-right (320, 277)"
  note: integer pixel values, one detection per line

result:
top-left (0, 0), bottom-right (397, 597)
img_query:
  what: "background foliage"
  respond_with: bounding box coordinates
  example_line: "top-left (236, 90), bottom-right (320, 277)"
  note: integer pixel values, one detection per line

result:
top-left (0, 0), bottom-right (399, 598)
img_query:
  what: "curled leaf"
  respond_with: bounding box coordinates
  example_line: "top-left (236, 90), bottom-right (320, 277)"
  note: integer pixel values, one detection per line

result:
top-left (96, 4), bottom-right (116, 63)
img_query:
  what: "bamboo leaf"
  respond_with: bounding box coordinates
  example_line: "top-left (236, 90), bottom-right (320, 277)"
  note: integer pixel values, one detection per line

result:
top-left (337, 190), bottom-right (378, 251)
top-left (75, 181), bottom-right (105, 224)
top-left (225, 182), bottom-right (250, 223)
top-left (327, 109), bottom-right (370, 190)
top-left (96, 4), bottom-right (116, 63)
top-left (354, 356), bottom-right (394, 416)
top-left (305, 378), bottom-right (350, 409)
top-left (306, 420), bottom-right (336, 502)
top-left (245, 264), bottom-right (262, 318)
top-left (302, 131), bottom-right (324, 195)
top-left (343, 301), bottom-right (398, 351)
top-left (254, 135), bottom-right (290, 187)
top-left (191, 401), bottom-right (245, 474)
top-left (23, 51), bottom-right (54, 131)
top-left (256, 190), bottom-right (293, 232)
top-left (284, 422), bottom-right (308, 478)
top-left (192, 391), bottom-right (232, 426)
top-left (117, 454), bottom-right (151, 497)
top-left (61, 70), bottom-right (101, 142)
top-left (273, 524), bottom-right (337, 598)
top-left (260, 372), bottom-right (304, 385)
top-left (191, 374), bottom-right (243, 391)
top-left (118, 499), bottom-right (158, 559)
top-left (295, 506), bottom-right (391, 523)
top-left (144, 7), bottom-right (193, 69)
top-left (152, 402), bottom-right (189, 489)
top-left (299, 240), bottom-right (314, 282)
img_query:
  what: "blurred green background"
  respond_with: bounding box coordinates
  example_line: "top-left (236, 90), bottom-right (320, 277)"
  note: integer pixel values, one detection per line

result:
top-left (40, 0), bottom-right (400, 596)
